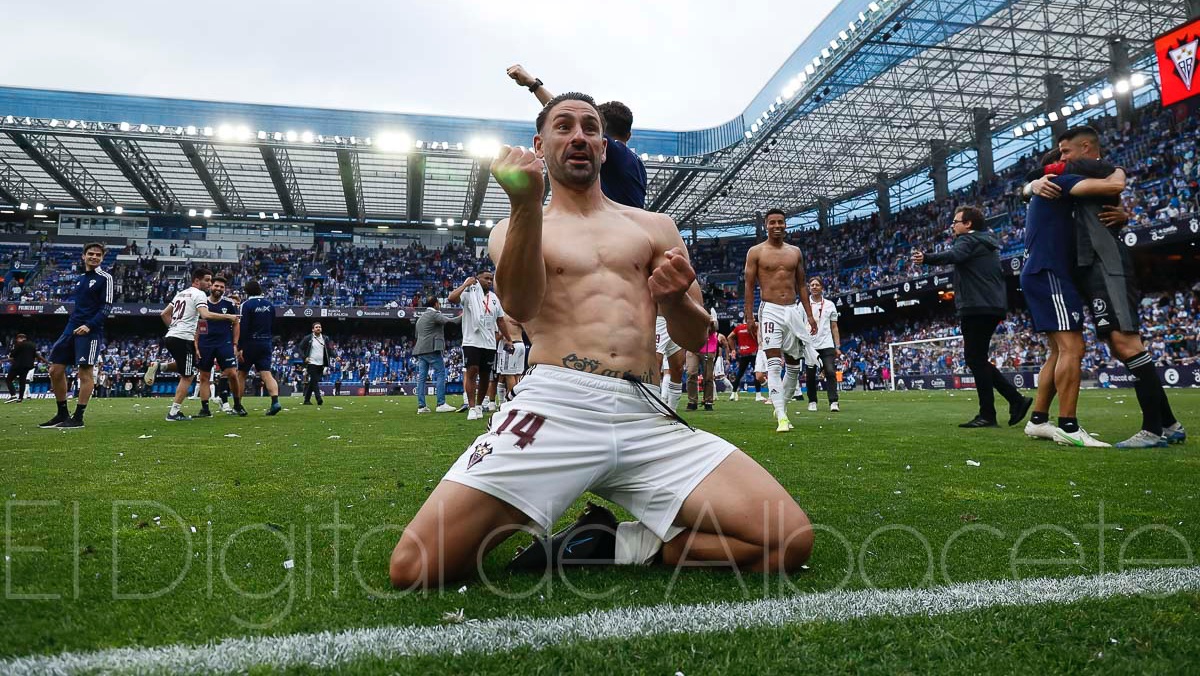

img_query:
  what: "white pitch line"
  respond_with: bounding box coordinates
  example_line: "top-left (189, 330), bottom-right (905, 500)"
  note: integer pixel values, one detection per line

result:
top-left (5, 566), bottom-right (1200, 675)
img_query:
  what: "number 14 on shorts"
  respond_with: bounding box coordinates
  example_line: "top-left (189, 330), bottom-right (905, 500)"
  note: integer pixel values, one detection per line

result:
top-left (493, 409), bottom-right (546, 449)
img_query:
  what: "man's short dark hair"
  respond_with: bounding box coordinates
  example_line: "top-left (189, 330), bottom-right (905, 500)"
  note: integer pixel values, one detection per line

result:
top-left (765, 208), bottom-right (787, 221)
top-left (213, 276), bottom-right (228, 285)
top-left (1059, 125), bottom-right (1100, 145)
top-left (1041, 148), bottom-right (1062, 166)
top-left (191, 267), bottom-right (213, 281)
top-left (83, 242), bottom-right (105, 254)
top-left (956, 206), bottom-right (987, 231)
top-left (312, 322), bottom-right (322, 328)
top-left (597, 101), bottom-right (633, 139)
top-left (244, 280), bottom-right (263, 296)
top-left (15, 333), bottom-right (27, 341)
top-left (536, 92), bottom-right (604, 134)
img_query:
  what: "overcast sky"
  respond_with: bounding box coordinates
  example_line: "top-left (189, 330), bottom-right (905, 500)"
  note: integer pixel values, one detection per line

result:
top-left (4, 0), bottom-right (840, 130)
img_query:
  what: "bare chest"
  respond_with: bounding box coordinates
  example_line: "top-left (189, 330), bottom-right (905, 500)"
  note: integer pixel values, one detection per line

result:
top-left (757, 248), bottom-right (800, 274)
top-left (541, 221), bottom-right (655, 281)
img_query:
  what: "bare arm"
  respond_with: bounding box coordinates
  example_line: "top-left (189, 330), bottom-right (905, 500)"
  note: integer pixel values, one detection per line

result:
top-left (446, 277), bottom-right (476, 305)
top-left (198, 304), bottom-right (237, 323)
top-left (743, 247), bottom-right (759, 336)
top-left (794, 249), bottom-right (816, 334)
top-left (831, 320), bottom-right (841, 354)
top-left (1069, 168), bottom-right (1127, 198)
top-left (160, 305), bottom-right (173, 327)
top-left (654, 221), bottom-right (711, 353)
top-left (507, 65), bottom-right (554, 106)
top-left (490, 146), bottom-right (547, 323)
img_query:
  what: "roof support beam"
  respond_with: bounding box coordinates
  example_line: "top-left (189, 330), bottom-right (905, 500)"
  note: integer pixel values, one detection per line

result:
top-left (464, 159), bottom-right (492, 224)
top-left (7, 132), bottom-right (113, 209)
top-left (180, 141), bottom-right (244, 216)
top-left (0, 161), bottom-right (48, 207)
top-left (260, 146), bottom-right (306, 218)
top-left (336, 149), bottom-right (366, 221)
top-left (96, 137), bottom-right (179, 213)
top-left (406, 154), bottom-right (426, 225)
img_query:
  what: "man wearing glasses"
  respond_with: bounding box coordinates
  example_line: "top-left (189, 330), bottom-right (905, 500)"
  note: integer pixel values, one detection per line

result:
top-left (912, 207), bottom-right (1032, 429)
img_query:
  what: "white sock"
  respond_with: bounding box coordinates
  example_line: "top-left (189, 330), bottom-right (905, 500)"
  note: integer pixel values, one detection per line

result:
top-left (482, 396), bottom-right (491, 406)
top-left (169, 402), bottom-right (180, 415)
top-left (660, 376), bottom-right (670, 401)
top-left (767, 358), bottom-right (785, 418)
top-left (783, 364), bottom-right (800, 402)
top-left (614, 521), bottom-right (663, 565)
top-left (496, 382), bottom-right (507, 404)
top-left (665, 379), bottom-right (683, 412)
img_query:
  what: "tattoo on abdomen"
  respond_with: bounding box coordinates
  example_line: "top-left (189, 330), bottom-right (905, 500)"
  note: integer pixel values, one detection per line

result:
top-left (561, 353), bottom-right (654, 382)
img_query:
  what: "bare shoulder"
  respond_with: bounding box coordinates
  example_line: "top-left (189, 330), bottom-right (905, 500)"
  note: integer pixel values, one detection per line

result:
top-left (624, 208), bottom-right (683, 250)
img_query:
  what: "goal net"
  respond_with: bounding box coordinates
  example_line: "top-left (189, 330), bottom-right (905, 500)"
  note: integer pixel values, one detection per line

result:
top-left (886, 336), bottom-right (963, 390)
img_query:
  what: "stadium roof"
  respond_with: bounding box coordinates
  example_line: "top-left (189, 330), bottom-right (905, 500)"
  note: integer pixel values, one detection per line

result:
top-left (0, 0), bottom-right (1186, 231)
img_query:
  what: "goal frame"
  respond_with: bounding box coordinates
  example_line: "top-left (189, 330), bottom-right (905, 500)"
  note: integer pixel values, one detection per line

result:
top-left (887, 335), bottom-right (963, 391)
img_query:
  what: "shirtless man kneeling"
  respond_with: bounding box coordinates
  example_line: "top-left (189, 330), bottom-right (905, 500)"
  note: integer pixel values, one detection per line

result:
top-left (389, 93), bottom-right (813, 587)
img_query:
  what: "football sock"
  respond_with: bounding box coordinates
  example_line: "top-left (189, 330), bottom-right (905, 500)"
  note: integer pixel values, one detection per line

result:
top-left (783, 364), bottom-right (801, 404)
top-left (271, 395), bottom-right (279, 405)
top-left (56, 400), bottom-right (69, 417)
top-left (1059, 417), bottom-right (1079, 433)
top-left (1030, 411), bottom-right (1050, 425)
top-left (767, 358), bottom-right (785, 418)
top-left (72, 404), bottom-right (86, 420)
top-left (169, 402), bottom-right (181, 415)
top-left (666, 380), bottom-right (683, 412)
top-left (1122, 352), bottom-right (1163, 436)
top-left (614, 521), bottom-right (663, 565)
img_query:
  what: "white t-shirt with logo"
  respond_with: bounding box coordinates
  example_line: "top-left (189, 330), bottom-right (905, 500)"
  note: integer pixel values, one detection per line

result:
top-left (307, 335), bottom-right (326, 363)
top-left (461, 284), bottom-right (504, 350)
top-left (166, 287), bottom-right (209, 341)
top-left (808, 297), bottom-right (839, 350)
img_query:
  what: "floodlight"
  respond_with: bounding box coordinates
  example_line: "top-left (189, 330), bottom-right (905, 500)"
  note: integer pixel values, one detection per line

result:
top-left (203, 209), bottom-right (212, 218)
top-left (119, 121), bottom-right (131, 131)
top-left (1087, 94), bottom-right (1100, 105)
top-left (285, 130), bottom-right (298, 142)
top-left (468, 138), bottom-right (501, 158)
top-left (96, 206), bottom-right (105, 213)
top-left (485, 220), bottom-right (494, 228)
top-left (113, 206), bottom-right (124, 215)
top-left (300, 131), bottom-right (314, 143)
top-left (34, 202), bottom-right (44, 211)
top-left (1130, 73), bottom-right (1146, 87)
top-left (1113, 79), bottom-right (1130, 94)
top-left (1013, 128), bottom-right (1023, 138)
top-left (1101, 87), bottom-right (1114, 99)
top-left (188, 209), bottom-right (197, 217)
top-left (377, 132), bottom-right (412, 153)
top-left (435, 218), bottom-right (443, 226)
top-left (1060, 106), bottom-right (1073, 116)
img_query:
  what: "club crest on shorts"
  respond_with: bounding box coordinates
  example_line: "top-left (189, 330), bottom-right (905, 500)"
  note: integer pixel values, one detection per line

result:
top-left (467, 440), bottom-right (494, 470)
top-left (1092, 298), bottom-right (1107, 315)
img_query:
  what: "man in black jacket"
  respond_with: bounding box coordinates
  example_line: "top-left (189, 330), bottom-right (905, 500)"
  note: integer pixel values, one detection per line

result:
top-left (5, 333), bottom-right (43, 403)
top-left (297, 322), bottom-right (335, 406)
top-left (913, 206), bottom-right (1032, 428)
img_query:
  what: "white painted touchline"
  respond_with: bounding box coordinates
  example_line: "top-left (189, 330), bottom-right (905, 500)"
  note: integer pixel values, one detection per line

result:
top-left (5, 566), bottom-right (1200, 675)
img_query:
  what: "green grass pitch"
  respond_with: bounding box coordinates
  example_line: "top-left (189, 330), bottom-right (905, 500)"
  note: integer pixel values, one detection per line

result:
top-left (1, 389), bottom-right (1198, 673)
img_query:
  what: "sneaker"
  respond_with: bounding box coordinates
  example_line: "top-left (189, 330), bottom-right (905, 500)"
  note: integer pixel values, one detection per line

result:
top-left (416, 406), bottom-right (432, 414)
top-left (143, 362), bottom-right (159, 386)
top-left (435, 404), bottom-right (457, 413)
top-left (1008, 396), bottom-right (1034, 427)
top-left (456, 403), bottom-right (470, 413)
top-left (959, 416), bottom-right (999, 428)
top-left (776, 416), bottom-right (791, 433)
top-left (1164, 423), bottom-right (1187, 445)
top-left (1115, 430), bottom-right (1170, 449)
top-left (754, 394), bottom-right (766, 402)
top-left (685, 402), bottom-right (698, 411)
top-left (266, 403), bottom-right (282, 416)
top-left (235, 406), bottom-right (249, 417)
top-left (39, 413), bottom-right (67, 429)
top-left (1054, 427), bottom-right (1111, 448)
top-left (830, 401), bottom-right (840, 412)
top-left (508, 502), bottom-right (618, 572)
top-left (4, 396), bottom-right (23, 404)
top-left (57, 417), bottom-right (84, 429)
top-left (221, 403), bottom-right (234, 413)
top-left (482, 400), bottom-right (495, 413)
top-left (807, 402), bottom-right (818, 412)
top-left (316, 398), bottom-right (324, 406)
top-left (1024, 420), bottom-right (1057, 440)
top-left (467, 406), bottom-right (483, 421)
top-left (165, 411), bottom-right (192, 422)
top-left (195, 408), bottom-right (213, 418)
top-left (704, 403), bottom-right (714, 411)
top-left (302, 400), bottom-right (313, 405)
top-left (761, 397), bottom-right (774, 406)
top-left (729, 391), bottom-right (738, 402)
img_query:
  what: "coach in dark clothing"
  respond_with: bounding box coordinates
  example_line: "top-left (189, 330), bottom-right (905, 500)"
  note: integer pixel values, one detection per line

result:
top-left (297, 322), bottom-right (335, 406)
top-left (5, 333), bottom-right (42, 402)
top-left (413, 298), bottom-right (462, 413)
top-left (913, 206), bottom-right (1032, 428)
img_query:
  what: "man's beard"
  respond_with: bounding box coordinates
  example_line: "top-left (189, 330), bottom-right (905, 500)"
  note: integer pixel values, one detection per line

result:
top-left (547, 156), bottom-right (600, 189)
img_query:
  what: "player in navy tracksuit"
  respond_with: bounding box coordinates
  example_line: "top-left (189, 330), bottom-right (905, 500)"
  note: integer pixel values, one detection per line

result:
top-left (41, 242), bottom-right (112, 429)
top-left (237, 279), bottom-right (282, 416)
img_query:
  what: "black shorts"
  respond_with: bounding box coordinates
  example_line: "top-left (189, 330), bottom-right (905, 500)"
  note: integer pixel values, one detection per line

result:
top-left (164, 336), bottom-right (197, 377)
top-left (463, 345), bottom-right (496, 371)
top-left (1074, 260), bottom-right (1140, 336)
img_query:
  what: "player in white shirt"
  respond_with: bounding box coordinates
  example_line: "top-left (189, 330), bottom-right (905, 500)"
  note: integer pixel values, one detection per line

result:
top-left (144, 268), bottom-right (239, 421)
top-left (494, 314), bottom-right (527, 409)
top-left (448, 271), bottom-right (513, 420)
top-left (803, 278), bottom-right (842, 412)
